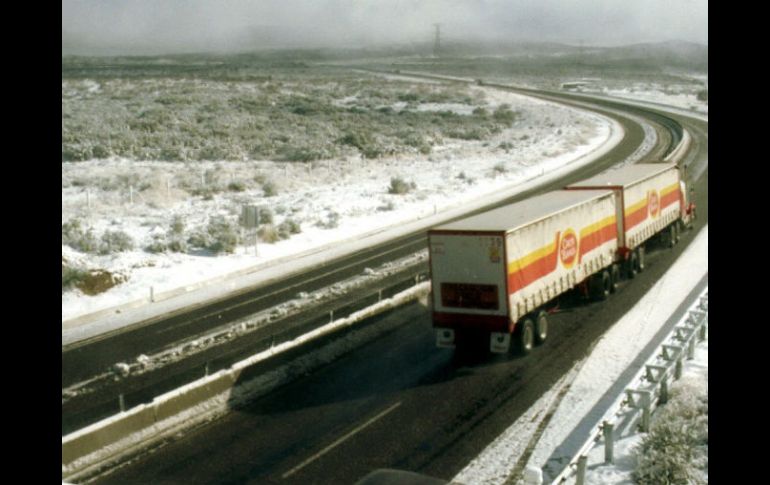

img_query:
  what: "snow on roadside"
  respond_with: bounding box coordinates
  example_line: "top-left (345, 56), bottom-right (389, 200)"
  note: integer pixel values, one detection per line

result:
top-left (452, 225), bottom-right (708, 485)
top-left (62, 87), bottom-right (614, 322)
top-left (583, 341), bottom-right (708, 485)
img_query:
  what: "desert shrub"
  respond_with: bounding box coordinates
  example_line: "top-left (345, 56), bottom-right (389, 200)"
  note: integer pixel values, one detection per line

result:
top-left (633, 378), bottom-right (708, 485)
top-left (447, 128), bottom-right (485, 140)
top-left (145, 234), bottom-right (168, 253)
top-left (278, 146), bottom-right (327, 162)
top-left (228, 181), bottom-right (246, 192)
top-left (317, 211), bottom-right (340, 229)
top-left (472, 106), bottom-right (488, 117)
top-left (205, 216), bottom-right (239, 254)
top-left (277, 219), bottom-right (301, 238)
top-left (262, 181), bottom-right (278, 197)
top-left (499, 142), bottom-right (514, 151)
top-left (145, 218), bottom-right (188, 254)
top-left (99, 230), bottom-right (134, 254)
top-left (91, 144), bottom-right (110, 159)
top-left (257, 224), bottom-right (280, 243)
top-left (62, 219), bottom-right (99, 253)
top-left (492, 104), bottom-right (518, 125)
top-left (62, 265), bottom-right (89, 293)
top-left (388, 177), bottom-right (416, 195)
top-left (493, 163), bottom-right (507, 174)
top-left (170, 215), bottom-right (185, 235)
top-left (696, 89), bottom-right (708, 102)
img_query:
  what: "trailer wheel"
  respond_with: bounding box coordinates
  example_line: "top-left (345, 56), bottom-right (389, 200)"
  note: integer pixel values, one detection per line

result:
top-left (636, 246), bottom-right (646, 272)
top-left (589, 271), bottom-right (611, 300)
top-left (667, 224), bottom-right (678, 248)
top-left (517, 318), bottom-right (535, 355)
top-left (534, 311), bottom-right (548, 345)
top-left (610, 264), bottom-right (621, 293)
top-left (627, 252), bottom-right (638, 279)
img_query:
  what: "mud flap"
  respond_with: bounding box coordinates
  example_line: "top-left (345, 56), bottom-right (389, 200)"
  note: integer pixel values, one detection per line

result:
top-left (490, 332), bottom-right (511, 353)
top-left (436, 328), bottom-right (455, 348)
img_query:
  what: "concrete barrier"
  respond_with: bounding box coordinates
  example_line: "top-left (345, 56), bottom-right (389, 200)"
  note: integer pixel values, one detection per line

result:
top-left (62, 403), bottom-right (155, 467)
top-left (62, 283), bottom-right (429, 482)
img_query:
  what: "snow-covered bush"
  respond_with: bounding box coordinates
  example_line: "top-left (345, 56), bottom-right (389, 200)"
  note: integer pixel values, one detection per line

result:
top-left (62, 219), bottom-right (98, 253)
top-left (205, 216), bottom-right (240, 254)
top-left (277, 219), bottom-right (301, 239)
top-left (188, 216), bottom-right (240, 254)
top-left (317, 211), bottom-right (340, 229)
top-left (262, 181), bottom-right (278, 197)
top-left (257, 224), bottom-right (280, 243)
top-left (99, 230), bottom-right (134, 255)
top-left (633, 376), bottom-right (708, 485)
top-left (62, 265), bottom-right (88, 293)
top-left (388, 177), bottom-right (416, 195)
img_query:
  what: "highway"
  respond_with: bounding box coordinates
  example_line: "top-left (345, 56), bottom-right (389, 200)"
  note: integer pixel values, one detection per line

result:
top-left (85, 91), bottom-right (707, 483)
top-left (62, 81), bottom-right (674, 436)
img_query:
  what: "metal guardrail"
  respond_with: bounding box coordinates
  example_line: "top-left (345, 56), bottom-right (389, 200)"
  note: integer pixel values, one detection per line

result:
top-left (548, 288), bottom-right (708, 485)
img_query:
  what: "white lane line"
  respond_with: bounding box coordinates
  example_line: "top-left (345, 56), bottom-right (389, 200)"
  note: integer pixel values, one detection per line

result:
top-left (282, 401), bottom-right (403, 479)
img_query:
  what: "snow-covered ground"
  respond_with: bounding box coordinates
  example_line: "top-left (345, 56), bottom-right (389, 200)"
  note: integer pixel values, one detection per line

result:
top-left (572, 72), bottom-right (708, 116)
top-left (582, 341), bottom-right (708, 485)
top-left (452, 225), bottom-right (708, 485)
top-left (62, 86), bottom-right (614, 322)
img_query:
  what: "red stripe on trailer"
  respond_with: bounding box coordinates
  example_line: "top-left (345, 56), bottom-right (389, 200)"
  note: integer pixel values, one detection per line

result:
top-left (625, 205), bottom-right (648, 230)
top-left (579, 221), bottom-right (617, 261)
top-left (507, 232), bottom-right (560, 293)
top-left (660, 188), bottom-right (680, 210)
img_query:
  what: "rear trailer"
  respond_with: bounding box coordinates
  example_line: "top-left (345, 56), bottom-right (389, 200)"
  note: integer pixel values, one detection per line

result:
top-left (428, 189), bottom-right (618, 353)
top-left (565, 163), bottom-right (691, 267)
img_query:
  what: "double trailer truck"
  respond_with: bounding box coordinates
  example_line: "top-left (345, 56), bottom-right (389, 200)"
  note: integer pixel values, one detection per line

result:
top-left (428, 162), bottom-right (695, 354)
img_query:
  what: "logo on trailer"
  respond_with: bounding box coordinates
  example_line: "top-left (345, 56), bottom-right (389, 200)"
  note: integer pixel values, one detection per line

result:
top-left (559, 229), bottom-right (579, 269)
top-left (648, 190), bottom-right (660, 218)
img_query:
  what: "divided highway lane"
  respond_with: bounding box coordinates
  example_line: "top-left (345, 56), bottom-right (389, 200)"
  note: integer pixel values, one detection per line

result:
top-left (97, 169), bottom-right (707, 485)
top-left (93, 109), bottom-right (706, 484)
top-left (62, 94), bottom-right (658, 389)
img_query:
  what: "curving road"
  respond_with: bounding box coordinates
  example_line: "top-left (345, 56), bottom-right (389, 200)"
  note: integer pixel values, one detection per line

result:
top-left (89, 92), bottom-right (707, 483)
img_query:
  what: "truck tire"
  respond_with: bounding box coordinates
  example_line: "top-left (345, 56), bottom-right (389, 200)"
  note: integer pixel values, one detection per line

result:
top-left (636, 246), bottom-right (646, 272)
top-left (590, 270), bottom-right (611, 300)
top-left (517, 318), bottom-right (535, 355)
top-left (610, 264), bottom-right (621, 293)
top-left (534, 311), bottom-right (548, 344)
top-left (626, 251), bottom-right (638, 279)
top-left (667, 224), bottom-right (678, 248)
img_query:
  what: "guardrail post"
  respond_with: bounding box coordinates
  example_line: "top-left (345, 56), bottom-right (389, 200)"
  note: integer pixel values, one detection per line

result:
top-left (675, 357), bottom-right (683, 379)
top-left (576, 455), bottom-right (588, 485)
top-left (205, 362), bottom-right (210, 377)
top-left (119, 393), bottom-right (126, 412)
top-left (330, 310), bottom-right (334, 323)
top-left (640, 392), bottom-right (651, 433)
top-left (379, 289), bottom-right (382, 302)
top-left (687, 338), bottom-right (696, 360)
top-left (150, 286), bottom-right (155, 303)
top-left (659, 375), bottom-right (669, 404)
top-left (699, 322), bottom-right (707, 341)
top-left (603, 421), bottom-right (614, 463)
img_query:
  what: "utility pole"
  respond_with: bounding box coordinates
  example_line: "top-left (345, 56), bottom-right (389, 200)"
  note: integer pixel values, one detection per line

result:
top-left (433, 23), bottom-right (442, 57)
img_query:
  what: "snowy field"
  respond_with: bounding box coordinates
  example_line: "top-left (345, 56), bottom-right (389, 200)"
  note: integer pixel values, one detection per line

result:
top-left (62, 85), bottom-right (613, 322)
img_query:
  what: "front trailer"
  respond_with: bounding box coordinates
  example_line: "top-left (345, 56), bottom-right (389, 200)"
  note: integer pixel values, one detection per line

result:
top-left (566, 162), bottom-right (695, 276)
top-left (429, 189), bottom-right (618, 354)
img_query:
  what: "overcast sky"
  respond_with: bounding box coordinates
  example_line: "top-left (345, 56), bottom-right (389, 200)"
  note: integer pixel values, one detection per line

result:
top-left (62, 0), bottom-right (708, 55)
